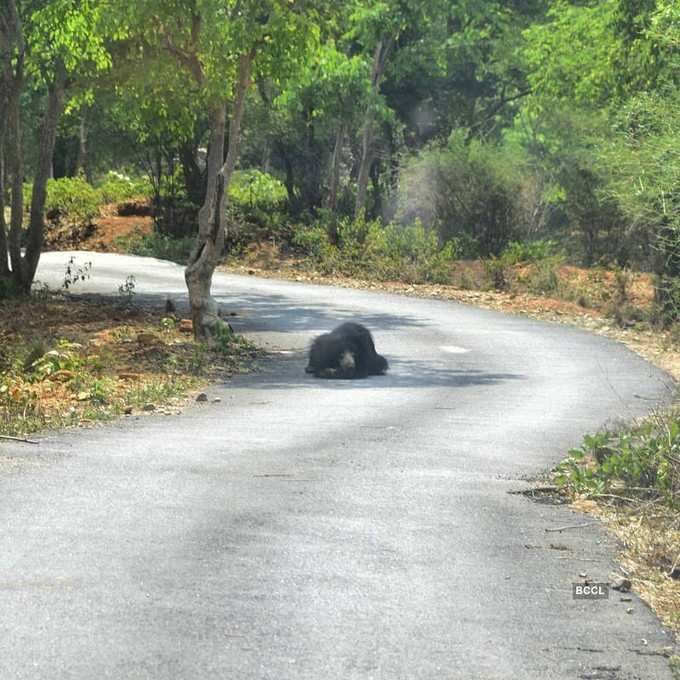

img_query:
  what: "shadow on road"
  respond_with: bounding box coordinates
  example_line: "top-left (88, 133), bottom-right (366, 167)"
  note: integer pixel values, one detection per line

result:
top-left (231, 355), bottom-right (525, 391)
top-left (213, 291), bottom-right (428, 335)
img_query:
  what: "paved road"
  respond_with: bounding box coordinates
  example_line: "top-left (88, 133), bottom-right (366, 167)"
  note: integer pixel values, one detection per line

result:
top-left (1, 251), bottom-right (676, 679)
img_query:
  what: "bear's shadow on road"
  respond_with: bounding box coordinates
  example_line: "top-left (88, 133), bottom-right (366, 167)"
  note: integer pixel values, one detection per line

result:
top-left (80, 291), bottom-right (525, 390)
top-left (235, 356), bottom-right (524, 391)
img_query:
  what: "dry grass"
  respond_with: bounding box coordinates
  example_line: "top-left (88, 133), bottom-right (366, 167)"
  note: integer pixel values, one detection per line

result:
top-left (574, 496), bottom-right (679, 637)
top-left (0, 294), bottom-right (260, 436)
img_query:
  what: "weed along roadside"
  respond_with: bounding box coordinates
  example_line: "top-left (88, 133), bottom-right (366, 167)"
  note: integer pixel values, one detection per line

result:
top-left (0, 289), bottom-right (261, 438)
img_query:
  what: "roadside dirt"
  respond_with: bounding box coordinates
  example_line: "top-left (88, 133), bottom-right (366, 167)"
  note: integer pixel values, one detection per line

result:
top-left (0, 294), bottom-right (259, 437)
top-left (44, 205), bottom-right (153, 253)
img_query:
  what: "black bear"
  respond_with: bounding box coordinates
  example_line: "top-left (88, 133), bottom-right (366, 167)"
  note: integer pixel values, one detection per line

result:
top-left (305, 322), bottom-right (388, 379)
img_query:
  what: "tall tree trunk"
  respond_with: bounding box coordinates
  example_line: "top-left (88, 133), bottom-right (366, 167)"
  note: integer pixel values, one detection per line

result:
top-left (0, 118), bottom-right (9, 280)
top-left (74, 114), bottom-right (90, 181)
top-left (355, 121), bottom-right (375, 219)
top-left (327, 124), bottom-right (345, 214)
top-left (0, 68), bottom-right (9, 278)
top-left (185, 51), bottom-right (253, 342)
top-left (354, 38), bottom-right (393, 219)
top-left (23, 61), bottom-right (67, 290)
top-left (1, 0), bottom-right (24, 288)
top-left (6, 47), bottom-right (24, 288)
top-left (326, 124), bottom-right (346, 245)
top-left (179, 140), bottom-right (205, 206)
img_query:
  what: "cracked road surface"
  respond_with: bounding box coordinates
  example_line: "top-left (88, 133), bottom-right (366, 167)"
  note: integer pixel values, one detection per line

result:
top-left (0, 251), bottom-right (676, 679)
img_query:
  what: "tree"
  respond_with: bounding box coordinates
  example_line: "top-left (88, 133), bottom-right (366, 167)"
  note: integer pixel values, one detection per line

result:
top-left (0, 0), bottom-right (110, 294)
top-left (117, 0), bottom-right (324, 341)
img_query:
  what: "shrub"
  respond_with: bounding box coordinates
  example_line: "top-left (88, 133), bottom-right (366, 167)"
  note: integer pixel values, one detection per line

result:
top-left (45, 177), bottom-right (100, 226)
top-left (229, 170), bottom-right (287, 210)
top-left (292, 217), bottom-right (458, 284)
top-left (396, 133), bottom-right (529, 256)
top-left (501, 240), bottom-right (558, 265)
top-left (555, 415), bottom-right (680, 507)
top-left (527, 256), bottom-right (563, 295)
top-left (114, 230), bottom-right (194, 264)
top-left (97, 171), bottom-right (151, 204)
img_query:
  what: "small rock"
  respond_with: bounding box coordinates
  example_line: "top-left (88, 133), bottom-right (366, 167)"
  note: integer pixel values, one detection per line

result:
top-left (76, 391), bottom-right (91, 401)
top-left (142, 403), bottom-right (156, 412)
top-left (124, 406), bottom-right (133, 415)
top-left (136, 332), bottom-right (157, 346)
top-left (247, 269), bottom-right (255, 275)
top-left (196, 393), bottom-right (208, 403)
top-left (610, 573), bottom-right (632, 592)
top-left (212, 397), bottom-right (222, 403)
top-left (118, 372), bottom-right (140, 380)
top-left (49, 369), bottom-right (75, 383)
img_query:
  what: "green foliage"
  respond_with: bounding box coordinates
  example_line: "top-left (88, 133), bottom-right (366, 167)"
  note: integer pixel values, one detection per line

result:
top-left (229, 170), bottom-right (287, 210)
top-left (213, 322), bottom-right (235, 356)
top-left (599, 89), bottom-right (680, 322)
top-left (97, 171), bottom-right (151, 204)
top-left (28, 341), bottom-right (85, 380)
top-left (211, 322), bottom-right (255, 360)
top-left (500, 240), bottom-right (558, 265)
top-left (45, 177), bottom-right (100, 225)
top-left (526, 256), bottom-right (562, 295)
top-left (397, 134), bottom-right (529, 256)
top-left (523, 0), bottom-right (621, 106)
top-left (292, 216), bottom-right (458, 284)
top-left (114, 230), bottom-right (194, 264)
top-left (555, 415), bottom-right (680, 507)
top-left (188, 344), bottom-right (207, 375)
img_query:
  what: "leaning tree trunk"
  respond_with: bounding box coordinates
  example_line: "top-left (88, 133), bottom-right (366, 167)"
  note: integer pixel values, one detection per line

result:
top-left (185, 51), bottom-right (253, 342)
top-left (354, 38), bottom-right (393, 219)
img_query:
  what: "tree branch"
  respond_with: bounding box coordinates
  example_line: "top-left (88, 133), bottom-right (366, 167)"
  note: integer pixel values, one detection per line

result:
top-left (162, 23), bottom-right (203, 85)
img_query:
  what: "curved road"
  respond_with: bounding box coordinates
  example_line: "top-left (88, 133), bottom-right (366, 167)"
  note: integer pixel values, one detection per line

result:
top-left (0, 251), bottom-right (676, 679)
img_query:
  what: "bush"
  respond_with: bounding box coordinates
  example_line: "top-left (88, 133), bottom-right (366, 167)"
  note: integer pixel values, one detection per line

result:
top-left (396, 133), bottom-right (530, 256)
top-left (97, 171), bottom-right (151, 205)
top-left (500, 240), bottom-right (558, 265)
top-left (527, 256), bottom-right (562, 294)
top-left (555, 414), bottom-right (680, 507)
top-left (226, 170), bottom-right (290, 250)
top-left (292, 216), bottom-right (458, 284)
top-left (45, 177), bottom-right (100, 226)
top-left (229, 170), bottom-right (287, 210)
top-left (114, 229), bottom-right (194, 264)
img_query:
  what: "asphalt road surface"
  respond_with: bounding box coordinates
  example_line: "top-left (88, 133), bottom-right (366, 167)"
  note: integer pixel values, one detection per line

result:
top-left (0, 251), bottom-right (676, 679)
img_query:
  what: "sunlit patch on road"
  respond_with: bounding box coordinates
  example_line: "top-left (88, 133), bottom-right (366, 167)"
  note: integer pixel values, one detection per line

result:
top-left (440, 345), bottom-right (470, 354)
